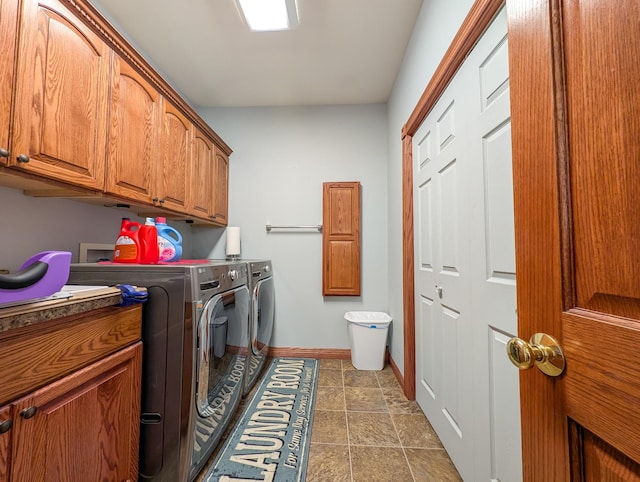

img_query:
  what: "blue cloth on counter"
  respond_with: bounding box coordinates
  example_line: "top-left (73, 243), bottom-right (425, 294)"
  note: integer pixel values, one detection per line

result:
top-left (115, 284), bottom-right (148, 306)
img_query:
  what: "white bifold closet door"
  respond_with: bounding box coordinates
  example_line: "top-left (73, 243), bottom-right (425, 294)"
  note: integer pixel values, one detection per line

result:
top-left (412, 7), bottom-right (522, 481)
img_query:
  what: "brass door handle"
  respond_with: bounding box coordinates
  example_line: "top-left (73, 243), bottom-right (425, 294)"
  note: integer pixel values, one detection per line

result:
top-left (506, 333), bottom-right (565, 377)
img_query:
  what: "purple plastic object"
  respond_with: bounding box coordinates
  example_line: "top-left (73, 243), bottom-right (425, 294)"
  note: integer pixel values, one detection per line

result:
top-left (0, 251), bottom-right (72, 304)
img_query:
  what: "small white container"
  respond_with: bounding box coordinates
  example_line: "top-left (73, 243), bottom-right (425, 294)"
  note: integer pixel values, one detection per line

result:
top-left (213, 316), bottom-right (228, 358)
top-left (344, 311), bottom-right (392, 370)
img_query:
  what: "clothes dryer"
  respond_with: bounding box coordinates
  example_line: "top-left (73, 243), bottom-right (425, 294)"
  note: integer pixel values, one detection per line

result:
top-left (243, 260), bottom-right (275, 395)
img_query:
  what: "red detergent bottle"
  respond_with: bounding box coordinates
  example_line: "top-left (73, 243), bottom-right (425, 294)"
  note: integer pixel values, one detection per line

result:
top-left (140, 217), bottom-right (159, 263)
top-left (113, 217), bottom-right (142, 263)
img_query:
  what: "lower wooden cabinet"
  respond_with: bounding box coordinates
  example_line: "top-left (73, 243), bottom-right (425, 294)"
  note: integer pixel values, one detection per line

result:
top-left (0, 406), bottom-right (10, 481)
top-left (0, 303), bottom-right (142, 482)
top-left (0, 343), bottom-right (142, 482)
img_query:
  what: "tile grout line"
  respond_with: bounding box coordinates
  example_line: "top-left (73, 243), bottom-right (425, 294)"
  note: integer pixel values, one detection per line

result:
top-left (342, 359), bottom-right (355, 482)
top-left (377, 369), bottom-right (418, 482)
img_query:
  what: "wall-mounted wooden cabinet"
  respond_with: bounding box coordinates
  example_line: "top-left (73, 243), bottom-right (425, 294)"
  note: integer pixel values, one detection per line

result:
top-left (213, 149), bottom-right (229, 224)
top-left (0, 0), bottom-right (231, 226)
top-left (322, 181), bottom-right (361, 296)
top-left (0, 0), bottom-right (18, 167)
top-left (105, 56), bottom-right (161, 205)
top-left (189, 132), bottom-right (229, 224)
top-left (10, 0), bottom-right (110, 190)
top-left (158, 100), bottom-right (190, 212)
top-left (190, 128), bottom-right (214, 220)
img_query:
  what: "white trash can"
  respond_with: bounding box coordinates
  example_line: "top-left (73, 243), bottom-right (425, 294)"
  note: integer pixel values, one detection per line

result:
top-left (344, 311), bottom-right (392, 370)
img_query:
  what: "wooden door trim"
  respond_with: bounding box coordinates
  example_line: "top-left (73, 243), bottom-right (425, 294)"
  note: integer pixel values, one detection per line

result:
top-left (401, 0), bottom-right (504, 400)
top-left (508, 0), bottom-right (568, 479)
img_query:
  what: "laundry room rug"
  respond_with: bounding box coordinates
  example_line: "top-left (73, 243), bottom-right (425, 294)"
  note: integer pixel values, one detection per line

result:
top-left (204, 357), bottom-right (319, 482)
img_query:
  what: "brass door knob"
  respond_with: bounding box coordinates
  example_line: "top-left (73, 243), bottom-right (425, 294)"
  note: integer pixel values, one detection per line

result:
top-left (506, 333), bottom-right (565, 377)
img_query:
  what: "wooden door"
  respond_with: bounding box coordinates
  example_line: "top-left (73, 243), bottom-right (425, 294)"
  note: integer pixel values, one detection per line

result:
top-left (9, 343), bottom-right (142, 482)
top-left (508, 0), bottom-right (640, 480)
top-left (159, 100), bottom-right (190, 212)
top-left (105, 55), bottom-right (160, 204)
top-left (11, 0), bottom-right (109, 190)
top-left (0, 0), bottom-right (18, 165)
top-left (190, 128), bottom-right (214, 220)
top-left (213, 148), bottom-right (229, 225)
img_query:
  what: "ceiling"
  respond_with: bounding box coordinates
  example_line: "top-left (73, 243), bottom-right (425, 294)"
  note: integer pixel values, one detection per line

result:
top-left (90, 0), bottom-right (424, 107)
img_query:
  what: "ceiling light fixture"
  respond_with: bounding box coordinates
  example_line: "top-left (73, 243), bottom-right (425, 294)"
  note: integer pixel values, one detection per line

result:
top-left (236, 0), bottom-right (299, 31)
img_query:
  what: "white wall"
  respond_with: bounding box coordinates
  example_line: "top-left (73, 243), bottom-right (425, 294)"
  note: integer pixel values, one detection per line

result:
top-left (191, 105), bottom-right (389, 349)
top-left (386, 0), bottom-right (475, 373)
top-left (0, 186), bottom-right (193, 271)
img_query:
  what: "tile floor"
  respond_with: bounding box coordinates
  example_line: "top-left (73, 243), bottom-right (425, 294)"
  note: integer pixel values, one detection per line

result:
top-left (198, 358), bottom-right (461, 482)
top-left (307, 359), bottom-right (461, 482)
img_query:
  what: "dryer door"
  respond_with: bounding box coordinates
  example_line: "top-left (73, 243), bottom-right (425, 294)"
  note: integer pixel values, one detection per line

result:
top-left (253, 276), bottom-right (275, 356)
top-left (244, 277), bottom-right (275, 392)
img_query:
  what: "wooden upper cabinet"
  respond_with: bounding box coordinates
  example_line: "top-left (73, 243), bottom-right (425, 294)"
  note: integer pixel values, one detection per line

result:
top-left (159, 100), bottom-right (190, 212)
top-left (189, 128), bottom-right (214, 220)
top-left (0, 0), bottom-right (18, 166)
top-left (189, 135), bottom-right (228, 224)
top-left (10, 0), bottom-right (110, 190)
top-left (322, 182), bottom-right (361, 296)
top-left (213, 148), bottom-right (229, 225)
top-left (105, 56), bottom-right (160, 204)
top-left (0, 0), bottom-right (230, 224)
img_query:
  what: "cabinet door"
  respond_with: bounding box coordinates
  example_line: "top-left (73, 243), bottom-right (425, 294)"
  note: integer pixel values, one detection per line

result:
top-left (11, 0), bottom-right (109, 190)
top-left (158, 100), bottom-right (190, 212)
top-left (190, 128), bottom-right (214, 220)
top-left (105, 56), bottom-right (160, 204)
top-left (10, 343), bottom-right (142, 482)
top-left (0, 405), bottom-right (11, 482)
top-left (213, 148), bottom-right (229, 225)
top-left (0, 0), bottom-right (18, 166)
top-left (322, 182), bottom-right (361, 296)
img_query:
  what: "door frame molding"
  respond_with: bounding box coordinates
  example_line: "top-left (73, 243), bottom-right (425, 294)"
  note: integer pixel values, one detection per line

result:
top-left (401, 0), bottom-right (504, 400)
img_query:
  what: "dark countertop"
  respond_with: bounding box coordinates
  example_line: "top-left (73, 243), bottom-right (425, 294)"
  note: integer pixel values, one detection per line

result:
top-left (0, 286), bottom-right (123, 334)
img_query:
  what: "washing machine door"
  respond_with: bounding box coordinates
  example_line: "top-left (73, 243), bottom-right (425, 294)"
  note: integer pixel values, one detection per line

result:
top-left (191, 285), bottom-right (249, 478)
top-left (195, 285), bottom-right (249, 419)
top-left (252, 276), bottom-right (274, 356)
